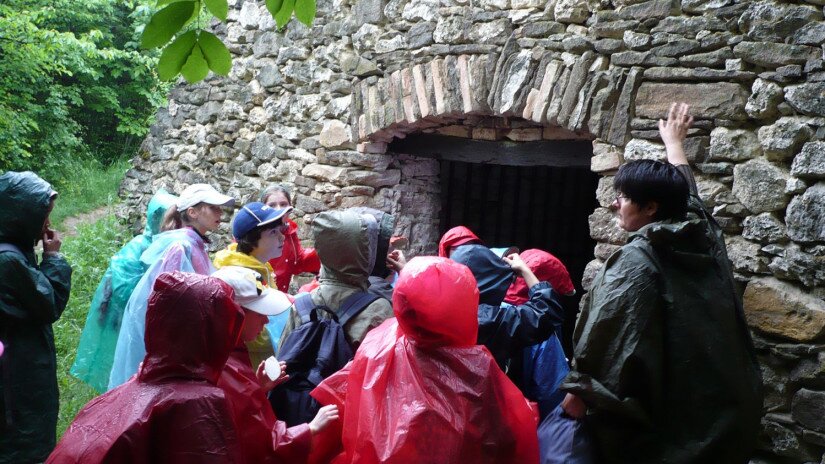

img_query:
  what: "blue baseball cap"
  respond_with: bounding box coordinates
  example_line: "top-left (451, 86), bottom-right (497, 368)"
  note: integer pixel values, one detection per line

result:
top-left (232, 202), bottom-right (292, 239)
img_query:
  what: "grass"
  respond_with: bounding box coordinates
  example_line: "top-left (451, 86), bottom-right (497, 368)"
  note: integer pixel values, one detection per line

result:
top-left (48, 158), bottom-right (131, 229)
top-left (53, 213), bottom-right (131, 437)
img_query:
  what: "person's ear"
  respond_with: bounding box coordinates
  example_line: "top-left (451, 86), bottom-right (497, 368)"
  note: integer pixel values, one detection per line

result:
top-left (643, 201), bottom-right (659, 219)
top-left (186, 206), bottom-right (199, 221)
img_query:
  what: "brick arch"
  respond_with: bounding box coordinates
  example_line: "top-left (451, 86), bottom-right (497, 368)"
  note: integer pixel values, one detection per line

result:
top-left (349, 47), bottom-right (640, 149)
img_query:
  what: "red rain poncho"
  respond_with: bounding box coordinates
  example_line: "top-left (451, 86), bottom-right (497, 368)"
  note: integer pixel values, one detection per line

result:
top-left (48, 272), bottom-right (245, 464)
top-left (218, 347), bottom-right (312, 463)
top-left (268, 219), bottom-right (321, 292)
top-left (437, 226), bottom-right (482, 258)
top-left (311, 257), bottom-right (539, 464)
top-left (504, 249), bottom-right (575, 304)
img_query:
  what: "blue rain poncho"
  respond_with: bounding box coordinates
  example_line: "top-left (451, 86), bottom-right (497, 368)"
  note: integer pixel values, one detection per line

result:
top-left (108, 227), bottom-right (215, 390)
top-left (70, 190), bottom-right (176, 392)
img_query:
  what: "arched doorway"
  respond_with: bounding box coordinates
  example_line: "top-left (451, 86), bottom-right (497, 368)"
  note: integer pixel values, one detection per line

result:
top-left (389, 131), bottom-right (598, 355)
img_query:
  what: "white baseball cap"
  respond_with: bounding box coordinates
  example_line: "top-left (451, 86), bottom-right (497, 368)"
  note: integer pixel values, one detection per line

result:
top-left (212, 266), bottom-right (292, 316)
top-left (176, 184), bottom-right (235, 210)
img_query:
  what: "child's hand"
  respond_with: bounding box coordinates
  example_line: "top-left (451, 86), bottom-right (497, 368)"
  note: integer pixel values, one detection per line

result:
top-left (309, 404), bottom-right (340, 434)
top-left (256, 360), bottom-right (289, 391)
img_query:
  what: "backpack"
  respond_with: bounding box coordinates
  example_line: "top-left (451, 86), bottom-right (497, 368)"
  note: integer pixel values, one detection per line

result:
top-left (269, 291), bottom-right (380, 426)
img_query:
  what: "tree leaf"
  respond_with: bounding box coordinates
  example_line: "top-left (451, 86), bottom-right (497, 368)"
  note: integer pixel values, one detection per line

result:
top-left (156, 0), bottom-right (191, 6)
top-left (140, 1), bottom-right (196, 49)
top-left (157, 30), bottom-right (197, 80)
top-left (274, 0), bottom-right (295, 29)
top-left (197, 31), bottom-right (231, 76)
top-left (294, 0), bottom-right (316, 27)
top-left (180, 43), bottom-right (209, 83)
top-left (264, 0), bottom-right (285, 19)
top-left (203, 0), bottom-right (229, 21)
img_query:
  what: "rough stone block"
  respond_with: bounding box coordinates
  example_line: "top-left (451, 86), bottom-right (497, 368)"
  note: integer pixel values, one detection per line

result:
top-left (301, 163), bottom-right (351, 183)
top-left (618, 0), bottom-right (679, 20)
top-left (554, 0), bottom-right (590, 24)
top-left (347, 169), bottom-right (401, 188)
top-left (758, 117), bottom-right (813, 161)
top-left (791, 142), bottom-right (825, 180)
top-left (319, 120), bottom-right (353, 148)
top-left (733, 42), bottom-right (815, 68)
top-left (769, 245), bottom-right (825, 288)
top-left (709, 127), bottom-right (760, 162)
top-left (793, 389), bottom-right (825, 432)
top-left (746, 78), bottom-right (783, 120)
top-left (588, 207), bottom-right (628, 245)
top-left (732, 159), bottom-right (791, 214)
top-left (623, 138), bottom-right (666, 161)
top-left (739, 0), bottom-right (822, 42)
top-left (744, 277), bottom-right (825, 342)
top-left (635, 82), bottom-right (748, 120)
top-left (786, 182), bottom-right (825, 243)
top-left (784, 83), bottom-right (825, 117)
top-left (742, 213), bottom-right (787, 244)
top-left (591, 142), bottom-right (623, 173)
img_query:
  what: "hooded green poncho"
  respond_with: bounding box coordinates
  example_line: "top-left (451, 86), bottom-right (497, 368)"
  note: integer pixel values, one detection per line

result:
top-left (561, 191), bottom-right (763, 463)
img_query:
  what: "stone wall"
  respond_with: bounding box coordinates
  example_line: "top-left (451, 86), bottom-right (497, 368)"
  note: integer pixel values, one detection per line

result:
top-left (124, 0), bottom-right (825, 460)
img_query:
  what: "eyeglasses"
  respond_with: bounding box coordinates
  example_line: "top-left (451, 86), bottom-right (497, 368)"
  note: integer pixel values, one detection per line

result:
top-left (614, 194), bottom-right (629, 204)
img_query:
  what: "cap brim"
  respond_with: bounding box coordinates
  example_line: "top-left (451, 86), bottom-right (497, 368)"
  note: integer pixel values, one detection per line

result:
top-left (201, 192), bottom-right (235, 207)
top-left (257, 206), bottom-right (293, 227)
top-left (244, 289), bottom-right (292, 316)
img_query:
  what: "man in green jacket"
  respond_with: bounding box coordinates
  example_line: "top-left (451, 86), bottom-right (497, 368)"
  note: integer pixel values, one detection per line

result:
top-left (0, 171), bottom-right (72, 464)
top-left (560, 104), bottom-right (763, 463)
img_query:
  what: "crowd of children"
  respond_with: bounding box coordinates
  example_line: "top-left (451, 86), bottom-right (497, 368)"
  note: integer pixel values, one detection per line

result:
top-left (0, 104), bottom-right (762, 464)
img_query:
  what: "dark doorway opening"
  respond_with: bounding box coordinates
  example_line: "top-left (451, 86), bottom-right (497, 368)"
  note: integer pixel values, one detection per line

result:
top-left (390, 133), bottom-right (600, 356)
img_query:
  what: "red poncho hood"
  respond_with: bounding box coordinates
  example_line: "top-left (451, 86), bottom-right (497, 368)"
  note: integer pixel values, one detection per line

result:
top-left (504, 249), bottom-right (575, 305)
top-left (311, 257), bottom-right (539, 464)
top-left (437, 226), bottom-right (482, 258)
top-left (47, 272), bottom-right (246, 464)
top-left (139, 272), bottom-right (245, 384)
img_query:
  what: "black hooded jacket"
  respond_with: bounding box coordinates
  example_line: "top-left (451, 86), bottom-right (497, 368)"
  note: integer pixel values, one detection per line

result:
top-left (0, 172), bottom-right (72, 463)
top-left (450, 244), bottom-right (563, 371)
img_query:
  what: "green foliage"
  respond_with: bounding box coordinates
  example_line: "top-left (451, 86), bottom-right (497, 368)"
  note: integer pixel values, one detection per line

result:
top-left (54, 212), bottom-right (130, 438)
top-left (48, 157), bottom-right (130, 230)
top-left (143, 0), bottom-right (316, 84)
top-left (0, 0), bottom-right (169, 184)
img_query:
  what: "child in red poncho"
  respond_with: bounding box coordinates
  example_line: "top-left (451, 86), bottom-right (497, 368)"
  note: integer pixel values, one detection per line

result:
top-left (311, 257), bottom-right (540, 464)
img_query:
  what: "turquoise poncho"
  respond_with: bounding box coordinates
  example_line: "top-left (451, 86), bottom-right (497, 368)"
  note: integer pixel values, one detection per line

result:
top-left (70, 190), bottom-right (176, 392)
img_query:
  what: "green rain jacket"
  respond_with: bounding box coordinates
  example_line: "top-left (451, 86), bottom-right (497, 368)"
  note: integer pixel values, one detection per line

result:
top-left (279, 210), bottom-right (393, 350)
top-left (562, 168), bottom-right (762, 464)
top-left (0, 172), bottom-right (72, 464)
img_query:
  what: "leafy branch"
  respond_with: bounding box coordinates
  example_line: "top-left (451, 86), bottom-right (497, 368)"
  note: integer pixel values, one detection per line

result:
top-left (141, 0), bottom-right (316, 84)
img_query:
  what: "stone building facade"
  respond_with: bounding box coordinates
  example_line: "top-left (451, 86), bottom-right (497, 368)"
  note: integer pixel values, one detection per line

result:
top-left (122, 0), bottom-right (825, 460)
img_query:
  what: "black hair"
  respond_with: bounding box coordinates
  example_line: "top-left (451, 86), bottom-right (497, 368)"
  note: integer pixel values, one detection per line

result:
top-left (613, 160), bottom-right (689, 222)
top-left (260, 185), bottom-right (292, 205)
top-left (236, 219), bottom-right (284, 255)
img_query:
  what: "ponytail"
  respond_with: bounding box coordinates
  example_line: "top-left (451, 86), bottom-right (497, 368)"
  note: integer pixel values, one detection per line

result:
top-left (161, 205), bottom-right (183, 232)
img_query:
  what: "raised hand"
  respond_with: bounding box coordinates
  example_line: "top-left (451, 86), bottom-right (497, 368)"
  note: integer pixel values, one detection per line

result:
top-left (658, 102), bottom-right (692, 165)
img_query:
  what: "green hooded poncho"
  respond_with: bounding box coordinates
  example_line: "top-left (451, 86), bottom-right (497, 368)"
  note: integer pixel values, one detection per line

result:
top-left (0, 171), bottom-right (72, 464)
top-left (70, 189), bottom-right (176, 392)
top-left (279, 210), bottom-right (393, 350)
top-left (561, 183), bottom-right (763, 463)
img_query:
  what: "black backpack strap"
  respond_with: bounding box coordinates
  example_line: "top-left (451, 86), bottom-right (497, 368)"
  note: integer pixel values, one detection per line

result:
top-left (293, 293), bottom-right (316, 325)
top-left (337, 292), bottom-right (381, 327)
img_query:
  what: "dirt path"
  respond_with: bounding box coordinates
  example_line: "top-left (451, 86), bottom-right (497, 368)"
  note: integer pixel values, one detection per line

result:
top-left (60, 206), bottom-right (111, 237)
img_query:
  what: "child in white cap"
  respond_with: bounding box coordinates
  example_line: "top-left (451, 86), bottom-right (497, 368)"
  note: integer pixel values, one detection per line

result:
top-left (108, 184), bottom-right (235, 390)
top-left (213, 266), bottom-right (339, 464)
